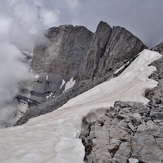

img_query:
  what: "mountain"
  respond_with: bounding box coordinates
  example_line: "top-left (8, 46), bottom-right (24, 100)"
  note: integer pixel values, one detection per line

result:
top-left (0, 21), bottom-right (163, 163)
top-left (16, 21), bottom-right (146, 125)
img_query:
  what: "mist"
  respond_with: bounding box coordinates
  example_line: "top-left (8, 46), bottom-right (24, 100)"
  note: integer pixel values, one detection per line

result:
top-left (0, 0), bottom-right (60, 128)
top-left (32, 0), bottom-right (163, 47)
top-left (0, 42), bottom-right (30, 127)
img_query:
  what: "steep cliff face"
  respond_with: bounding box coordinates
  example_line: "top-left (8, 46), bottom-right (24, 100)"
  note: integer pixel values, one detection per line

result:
top-left (32, 21), bottom-right (146, 81)
top-left (28, 21), bottom-right (146, 105)
top-left (82, 23), bottom-right (146, 80)
top-left (15, 22), bottom-right (147, 125)
top-left (81, 22), bottom-right (112, 80)
top-left (32, 25), bottom-right (93, 76)
top-left (30, 25), bottom-right (93, 103)
top-left (1, 50), bottom-right (162, 163)
top-left (80, 44), bottom-right (163, 163)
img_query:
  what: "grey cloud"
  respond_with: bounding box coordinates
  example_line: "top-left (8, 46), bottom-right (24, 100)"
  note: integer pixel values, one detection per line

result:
top-left (0, 0), bottom-right (64, 127)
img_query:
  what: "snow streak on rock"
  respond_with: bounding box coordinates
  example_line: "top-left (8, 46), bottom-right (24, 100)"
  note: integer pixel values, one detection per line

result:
top-left (0, 50), bottom-right (161, 163)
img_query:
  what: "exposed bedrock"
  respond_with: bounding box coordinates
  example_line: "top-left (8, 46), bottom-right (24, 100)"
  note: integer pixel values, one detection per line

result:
top-left (32, 21), bottom-right (146, 82)
top-left (80, 101), bottom-right (163, 163)
top-left (146, 43), bottom-right (163, 102)
top-left (80, 43), bottom-right (163, 163)
top-left (16, 21), bottom-right (146, 125)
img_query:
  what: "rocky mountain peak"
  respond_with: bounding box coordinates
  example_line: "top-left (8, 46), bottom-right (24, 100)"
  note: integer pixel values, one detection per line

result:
top-left (16, 21), bottom-right (147, 125)
top-left (32, 21), bottom-right (146, 81)
top-left (1, 20), bottom-right (163, 163)
top-left (32, 24), bottom-right (93, 76)
top-left (151, 42), bottom-right (163, 54)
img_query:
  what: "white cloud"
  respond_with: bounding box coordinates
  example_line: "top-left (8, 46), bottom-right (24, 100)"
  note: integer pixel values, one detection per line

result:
top-left (0, 17), bottom-right (12, 39)
top-left (39, 9), bottom-right (60, 28)
top-left (0, 41), bottom-right (32, 127)
top-left (0, 0), bottom-right (61, 50)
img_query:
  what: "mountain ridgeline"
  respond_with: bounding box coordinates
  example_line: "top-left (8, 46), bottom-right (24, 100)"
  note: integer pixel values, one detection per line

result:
top-left (2, 21), bottom-right (163, 163)
top-left (32, 21), bottom-right (146, 80)
top-left (16, 21), bottom-right (147, 124)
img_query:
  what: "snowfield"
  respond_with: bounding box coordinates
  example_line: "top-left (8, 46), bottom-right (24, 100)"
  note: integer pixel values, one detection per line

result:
top-left (0, 50), bottom-right (161, 163)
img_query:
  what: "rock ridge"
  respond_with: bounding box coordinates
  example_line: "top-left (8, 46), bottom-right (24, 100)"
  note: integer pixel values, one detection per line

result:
top-left (16, 21), bottom-right (146, 125)
top-left (80, 101), bottom-right (163, 163)
top-left (80, 43), bottom-right (163, 163)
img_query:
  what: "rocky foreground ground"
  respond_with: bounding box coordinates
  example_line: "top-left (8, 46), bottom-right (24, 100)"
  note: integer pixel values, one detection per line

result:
top-left (5, 21), bottom-right (163, 163)
top-left (80, 100), bottom-right (163, 163)
top-left (80, 45), bottom-right (163, 163)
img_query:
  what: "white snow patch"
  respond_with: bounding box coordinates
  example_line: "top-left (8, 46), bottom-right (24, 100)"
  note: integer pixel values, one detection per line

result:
top-left (46, 74), bottom-right (48, 80)
top-left (46, 92), bottom-right (53, 99)
top-left (60, 79), bottom-right (66, 89)
top-left (35, 75), bottom-right (39, 79)
top-left (64, 78), bottom-right (76, 91)
top-left (22, 50), bottom-right (33, 57)
top-left (129, 158), bottom-right (139, 163)
top-left (0, 50), bottom-right (161, 163)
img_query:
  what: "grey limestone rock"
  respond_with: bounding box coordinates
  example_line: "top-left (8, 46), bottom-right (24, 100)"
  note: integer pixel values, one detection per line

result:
top-left (96, 26), bottom-right (146, 78)
top-left (80, 101), bottom-right (163, 163)
top-left (151, 42), bottom-right (163, 55)
top-left (33, 22), bottom-right (146, 81)
top-left (16, 21), bottom-right (147, 125)
top-left (32, 25), bottom-right (93, 77)
top-left (81, 21), bottom-right (112, 80)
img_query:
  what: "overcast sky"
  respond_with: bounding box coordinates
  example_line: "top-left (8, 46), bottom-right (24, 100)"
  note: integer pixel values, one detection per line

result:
top-left (0, 0), bottom-right (163, 48)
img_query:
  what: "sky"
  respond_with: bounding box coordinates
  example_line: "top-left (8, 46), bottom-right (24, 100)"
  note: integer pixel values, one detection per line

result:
top-left (0, 0), bottom-right (163, 127)
top-left (0, 0), bottom-right (163, 49)
top-left (40, 0), bottom-right (163, 48)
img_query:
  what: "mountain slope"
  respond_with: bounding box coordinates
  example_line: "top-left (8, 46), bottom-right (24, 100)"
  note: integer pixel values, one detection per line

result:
top-left (16, 21), bottom-right (146, 125)
top-left (0, 50), bottom-right (161, 163)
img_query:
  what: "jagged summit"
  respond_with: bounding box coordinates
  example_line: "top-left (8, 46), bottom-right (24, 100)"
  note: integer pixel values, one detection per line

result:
top-left (32, 21), bottom-right (146, 80)
top-left (1, 20), bottom-right (163, 163)
top-left (151, 42), bottom-right (163, 54)
top-left (28, 21), bottom-right (146, 103)
top-left (15, 21), bottom-right (147, 125)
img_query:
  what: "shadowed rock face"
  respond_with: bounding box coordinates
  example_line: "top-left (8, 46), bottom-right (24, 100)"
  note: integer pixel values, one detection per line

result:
top-left (32, 21), bottom-right (146, 81)
top-left (28, 21), bottom-right (146, 104)
top-left (82, 24), bottom-right (147, 80)
top-left (32, 25), bottom-right (93, 77)
top-left (80, 102), bottom-right (163, 163)
top-left (151, 42), bottom-right (163, 55)
top-left (16, 21), bottom-right (147, 125)
top-left (79, 44), bottom-right (163, 163)
top-left (81, 21), bottom-right (112, 80)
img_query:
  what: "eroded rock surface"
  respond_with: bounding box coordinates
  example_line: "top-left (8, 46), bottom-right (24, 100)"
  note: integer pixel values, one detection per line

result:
top-left (31, 22), bottom-right (146, 103)
top-left (80, 101), bottom-right (163, 163)
top-left (16, 21), bottom-right (146, 125)
top-left (80, 45), bottom-right (163, 163)
top-left (152, 42), bottom-right (163, 55)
